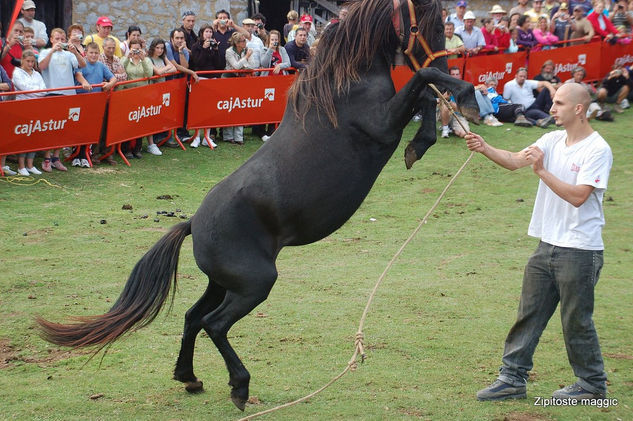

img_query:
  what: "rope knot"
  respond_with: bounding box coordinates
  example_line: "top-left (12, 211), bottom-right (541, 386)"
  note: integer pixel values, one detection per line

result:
top-left (355, 331), bottom-right (366, 363)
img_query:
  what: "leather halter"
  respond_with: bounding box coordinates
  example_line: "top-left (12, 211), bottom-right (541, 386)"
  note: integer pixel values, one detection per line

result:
top-left (393, 0), bottom-right (449, 70)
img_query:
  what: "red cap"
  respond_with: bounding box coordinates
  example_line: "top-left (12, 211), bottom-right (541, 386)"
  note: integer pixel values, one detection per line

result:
top-left (300, 14), bottom-right (313, 23)
top-left (96, 16), bottom-right (113, 27)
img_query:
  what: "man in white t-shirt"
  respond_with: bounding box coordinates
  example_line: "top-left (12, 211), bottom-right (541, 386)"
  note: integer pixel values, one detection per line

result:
top-left (18, 0), bottom-right (48, 49)
top-left (503, 67), bottom-right (557, 128)
top-left (465, 83), bottom-right (612, 402)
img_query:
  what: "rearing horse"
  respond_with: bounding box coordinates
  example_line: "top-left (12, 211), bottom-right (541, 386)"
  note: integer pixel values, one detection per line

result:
top-left (37, 0), bottom-right (478, 411)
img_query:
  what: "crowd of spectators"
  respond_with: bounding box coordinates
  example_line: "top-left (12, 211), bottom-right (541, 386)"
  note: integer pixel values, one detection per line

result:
top-left (0, 1), bottom-right (327, 176)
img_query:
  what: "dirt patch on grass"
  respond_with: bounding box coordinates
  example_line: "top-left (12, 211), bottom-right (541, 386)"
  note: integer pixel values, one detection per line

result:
top-left (90, 167), bottom-right (118, 174)
top-left (604, 353), bottom-right (633, 360)
top-left (497, 412), bottom-right (552, 421)
top-left (0, 337), bottom-right (89, 369)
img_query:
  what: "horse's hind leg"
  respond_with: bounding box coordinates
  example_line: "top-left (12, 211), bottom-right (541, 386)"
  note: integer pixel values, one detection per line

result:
top-left (201, 265), bottom-right (277, 411)
top-left (174, 280), bottom-right (226, 392)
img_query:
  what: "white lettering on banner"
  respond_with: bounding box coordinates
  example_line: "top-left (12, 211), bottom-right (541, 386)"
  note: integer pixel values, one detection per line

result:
top-left (478, 70), bottom-right (508, 83)
top-left (128, 104), bottom-right (163, 123)
top-left (13, 107), bottom-right (79, 137)
top-left (554, 62), bottom-right (580, 74)
top-left (216, 88), bottom-right (276, 113)
top-left (615, 54), bottom-right (633, 67)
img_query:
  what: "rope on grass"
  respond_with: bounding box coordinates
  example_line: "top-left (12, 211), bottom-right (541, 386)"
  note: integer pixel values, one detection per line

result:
top-left (239, 83), bottom-right (475, 421)
top-left (0, 175), bottom-right (64, 188)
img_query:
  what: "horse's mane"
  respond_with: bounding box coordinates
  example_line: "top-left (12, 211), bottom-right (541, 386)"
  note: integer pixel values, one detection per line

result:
top-left (288, 0), bottom-right (442, 128)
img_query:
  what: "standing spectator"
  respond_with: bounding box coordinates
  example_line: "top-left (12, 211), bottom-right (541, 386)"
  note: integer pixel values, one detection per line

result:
top-left (21, 27), bottom-right (39, 58)
top-left (146, 38), bottom-right (176, 156)
top-left (494, 16), bottom-right (513, 49)
top-left (84, 16), bottom-right (123, 57)
top-left (470, 83), bottom-right (613, 404)
top-left (223, 32), bottom-right (258, 145)
top-left (481, 18), bottom-right (500, 51)
top-left (11, 50), bottom-right (46, 176)
top-left (526, 0), bottom-right (551, 24)
top-left (516, 15), bottom-right (540, 49)
top-left (260, 30), bottom-right (291, 141)
top-left (570, 5), bottom-right (596, 44)
top-left (504, 67), bottom-right (556, 127)
top-left (489, 4), bottom-right (508, 25)
top-left (1, 63), bottom-right (16, 175)
top-left (570, 0), bottom-right (593, 14)
top-left (510, 0), bottom-right (531, 16)
top-left (67, 24), bottom-right (86, 57)
top-left (587, 0), bottom-right (623, 42)
top-left (284, 10), bottom-right (299, 42)
top-left (180, 10), bottom-right (198, 51)
top-left (212, 9), bottom-right (242, 70)
top-left (544, 0), bottom-right (560, 14)
top-left (447, 0), bottom-right (468, 31)
top-left (597, 65), bottom-right (630, 112)
top-left (534, 16), bottom-right (560, 48)
top-left (73, 42), bottom-right (116, 167)
top-left (288, 14), bottom-right (316, 46)
top-left (445, 22), bottom-right (466, 58)
top-left (1, 21), bottom-right (25, 78)
top-left (551, 3), bottom-right (573, 43)
top-left (456, 11), bottom-right (486, 55)
top-left (190, 24), bottom-right (221, 148)
top-left (241, 18), bottom-right (263, 68)
top-left (611, 0), bottom-right (633, 32)
top-left (120, 26), bottom-right (145, 57)
top-left (166, 28), bottom-right (199, 82)
top-left (285, 28), bottom-right (311, 71)
top-left (438, 66), bottom-right (472, 138)
top-left (17, 0), bottom-right (47, 49)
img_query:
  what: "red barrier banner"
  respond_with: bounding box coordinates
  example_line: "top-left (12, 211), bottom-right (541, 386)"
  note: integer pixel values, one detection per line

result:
top-left (106, 78), bottom-right (187, 146)
top-left (187, 74), bottom-right (295, 128)
top-left (463, 51), bottom-right (528, 90)
top-left (390, 59), bottom-right (465, 92)
top-left (528, 42), bottom-right (602, 82)
top-left (600, 41), bottom-right (633, 77)
top-left (0, 92), bottom-right (108, 155)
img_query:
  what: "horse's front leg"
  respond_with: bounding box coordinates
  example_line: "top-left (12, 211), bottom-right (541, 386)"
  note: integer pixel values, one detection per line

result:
top-left (404, 94), bottom-right (438, 169)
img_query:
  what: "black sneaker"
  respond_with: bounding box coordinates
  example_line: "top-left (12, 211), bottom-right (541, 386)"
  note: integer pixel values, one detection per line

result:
top-left (477, 379), bottom-right (527, 401)
top-left (552, 383), bottom-right (605, 400)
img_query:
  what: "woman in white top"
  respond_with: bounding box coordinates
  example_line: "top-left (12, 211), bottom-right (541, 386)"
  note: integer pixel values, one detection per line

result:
top-left (11, 50), bottom-right (46, 175)
top-left (223, 32), bottom-right (258, 145)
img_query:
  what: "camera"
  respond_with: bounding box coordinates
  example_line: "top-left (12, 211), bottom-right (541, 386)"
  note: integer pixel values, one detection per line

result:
top-left (60, 43), bottom-right (69, 50)
top-left (207, 39), bottom-right (219, 48)
top-left (131, 49), bottom-right (141, 54)
top-left (219, 19), bottom-right (227, 25)
top-left (76, 34), bottom-right (83, 41)
top-left (17, 35), bottom-right (24, 44)
top-left (257, 23), bottom-right (264, 29)
top-left (273, 41), bottom-right (279, 47)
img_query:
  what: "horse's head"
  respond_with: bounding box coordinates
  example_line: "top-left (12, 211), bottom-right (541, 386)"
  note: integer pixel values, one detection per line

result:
top-left (393, 0), bottom-right (448, 73)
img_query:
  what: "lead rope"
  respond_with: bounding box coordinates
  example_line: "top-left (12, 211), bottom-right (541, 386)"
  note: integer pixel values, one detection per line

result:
top-left (239, 83), bottom-right (474, 421)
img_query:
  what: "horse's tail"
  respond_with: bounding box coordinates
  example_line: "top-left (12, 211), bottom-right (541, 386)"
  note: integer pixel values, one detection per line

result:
top-left (37, 220), bottom-right (192, 349)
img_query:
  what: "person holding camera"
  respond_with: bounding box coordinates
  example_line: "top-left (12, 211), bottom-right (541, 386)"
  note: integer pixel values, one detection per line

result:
top-left (551, 2), bottom-right (573, 43)
top-left (610, 0), bottom-right (633, 33)
top-left (67, 24), bottom-right (86, 57)
top-left (597, 65), bottom-right (630, 112)
top-left (1, 21), bottom-right (26, 79)
top-left (17, 0), bottom-right (47, 49)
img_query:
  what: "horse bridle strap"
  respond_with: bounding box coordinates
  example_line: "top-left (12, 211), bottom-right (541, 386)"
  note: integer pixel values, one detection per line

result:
top-left (394, 0), bottom-right (449, 70)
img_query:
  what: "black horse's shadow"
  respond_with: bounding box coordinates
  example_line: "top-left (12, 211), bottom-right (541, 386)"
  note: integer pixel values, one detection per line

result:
top-left (37, 0), bottom-right (478, 411)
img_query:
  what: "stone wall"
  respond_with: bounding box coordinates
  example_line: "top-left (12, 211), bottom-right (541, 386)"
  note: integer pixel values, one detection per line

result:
top-left (72, 0), bottom-right (250, 42)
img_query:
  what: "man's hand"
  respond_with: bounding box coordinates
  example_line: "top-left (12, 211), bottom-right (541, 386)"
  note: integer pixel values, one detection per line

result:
top-left (465, 133), bottom-right (487, 153)
top-left (103, 81), bottom-right (115, 91)
top-left (526, 145), bottom-right (545, 174)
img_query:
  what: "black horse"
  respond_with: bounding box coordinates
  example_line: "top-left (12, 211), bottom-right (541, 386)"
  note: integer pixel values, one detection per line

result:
top-left (37, 0), bottom-right (478, 411)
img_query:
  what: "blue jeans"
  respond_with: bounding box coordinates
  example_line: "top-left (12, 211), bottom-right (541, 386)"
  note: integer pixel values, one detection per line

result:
top-left (475, 90), bottom-right (495, 118)
top-left (498, 241), bottom-right (607, 394)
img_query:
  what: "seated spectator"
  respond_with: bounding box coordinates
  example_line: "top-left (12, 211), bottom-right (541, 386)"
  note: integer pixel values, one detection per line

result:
top-left (190, 24), bottom-right (222, 148)
top-left (503, 67), bottom-right (556, 127)
top-left (611, 0), bottom-right (633, 33)
top-left (525, 0), bottom-right (551, 23)
top-left (83, 16), bottom-right (123, 57)
top-left (445, 22), bottom-right (466, 58)
top-left (73, 42), bottom-right (116, 167)
top-left (438, 66), bottom-right (471, 138)
top-left (493, 17), bottom-right (512, 50)
top-left (551, 3), bottom-right (573, 43)
top-left (11, 50), bottom-right (46, 176)
top-left (587, 0), bottom-right (623, 42)
top-left (288, 14), bottom-right (316, 46)
top-left (570, 5), bottom-right (596, 43)
top-left (223, 32), bottom-right (258, 145)
top-left (533, 59), bottom-right (562, 90)
top-left (456, 11), bottom-right (486, 54)
top-left (474, 82), bottom-right (504, 125)
top-left (121, 39), bottom-right (153, 159)
top-left (67, 24), bottom-right (86, 57)
top-left (489, 4), bottom-right (508, 25)
top-left (564, 65), bottom-right (612, 120)
top-left (284, 10), bottom-right (299, 42)
top-left (534, 16), bottom-right (560, 48)
top-left (516, 15), bottom-right (541, 50)
top-left (484, 77), bottom-right (533, 126)
top-left (285, 28), bottom-right (311, 70)
top-left (120, 25), bottom-right (145, 57)
top-left (1, 63), bottom-right (16, 175)
top-left (481, 18), bottom-right (500, 51)
top-left (597, 65), bottom-right (630, 112)
top-left (1, 21), bottom-right (25, 78)
top-left (38, 28), bottom-right (90, 172)
top-left (260, 30), bottom-right (291, 142)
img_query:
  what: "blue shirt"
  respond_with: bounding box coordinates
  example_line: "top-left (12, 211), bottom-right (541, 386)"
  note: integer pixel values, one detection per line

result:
top-left (77, 61), bottom-right (114, 93)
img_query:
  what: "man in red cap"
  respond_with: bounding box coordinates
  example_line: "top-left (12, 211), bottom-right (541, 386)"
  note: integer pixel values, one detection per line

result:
top-left (83, 16), bottom-right (123, 57)
top-left (287, 14), bottom-right (316, 46)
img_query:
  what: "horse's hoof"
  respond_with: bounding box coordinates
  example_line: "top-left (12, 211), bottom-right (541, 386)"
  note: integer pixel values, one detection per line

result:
top-left (231, 387), bottom-right (248, 411)
top-left (404, 144), bottom-right (418, 169)
top-left (231, 395), bottom-right (247, 411)
top-left (185, 380), bottom-right (204, 393)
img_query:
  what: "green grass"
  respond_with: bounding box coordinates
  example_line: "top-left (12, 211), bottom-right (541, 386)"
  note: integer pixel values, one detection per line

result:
top-left (1, 116), bottom-right (632, 421)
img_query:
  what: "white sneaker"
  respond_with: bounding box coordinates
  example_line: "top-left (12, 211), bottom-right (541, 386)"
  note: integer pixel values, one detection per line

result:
top-left (441, 126), bottom-right (450, 138)
top-left (490, 115), bottom-right (503, 126)
top-left (621, 98), bottom-right (630, 109)
top-left (81, 159), bottom-right (91, 168)
top-left (261, 135), bottom-right (271, 142)
top-left (190, 136), bottom-right (201, 148)
top-left (72, 158), bottom-right (81, 167)
top-left (27, 166), bottom-right (42, 175)
top-left (202, 138), bottom-right (208, 146)
top-left (18, 168), bottom-right (30, 176)
top-left (147, 144), bottom-right (162, 156)
top-left (210, 139), bottom-right (217, 148)
top-left (2, 165), bottom-right (17, 176)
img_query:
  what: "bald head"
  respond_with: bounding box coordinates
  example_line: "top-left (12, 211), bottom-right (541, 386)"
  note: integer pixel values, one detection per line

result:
top-left (557, 83), bottom-right (591, 112)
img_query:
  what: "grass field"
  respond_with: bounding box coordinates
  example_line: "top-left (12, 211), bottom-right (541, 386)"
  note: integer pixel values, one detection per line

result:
top-left (1, 115), bottom-right (632, 421)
